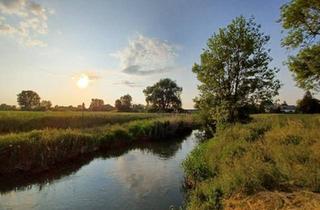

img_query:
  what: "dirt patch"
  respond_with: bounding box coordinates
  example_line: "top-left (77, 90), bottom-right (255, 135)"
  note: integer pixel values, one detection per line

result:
top-left (224, 191), bottom-right (320, 210)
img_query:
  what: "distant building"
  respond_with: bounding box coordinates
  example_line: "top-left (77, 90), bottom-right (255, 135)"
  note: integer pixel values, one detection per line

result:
top-left (280, 104), bottom-right (296, 113)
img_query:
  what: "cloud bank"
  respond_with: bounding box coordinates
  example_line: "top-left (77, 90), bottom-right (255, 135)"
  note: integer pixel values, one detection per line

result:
top-left (111, 34), bottom-right (177, 76)
top-left (0, 0), bottom-right (51, 47)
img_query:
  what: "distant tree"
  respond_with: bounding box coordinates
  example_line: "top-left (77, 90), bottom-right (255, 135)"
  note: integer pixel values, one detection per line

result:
top-left (143, 78), bottom-right (182, 112)
top-left (193, 16), bottom-right (280, 131)
top-left (280, 0), bottom-right (320, 91)
top-left (241, 99), bottom-right (275, 114)
top-left (17, 90), bottom-right (41, 110)
top-left (68, 105), bottom-right (76, 111)
top-left (89, 98), bottom-right (105, 111)
top-left (120, 94), bottom-right (132, 111)
top-left (103, 104), bottom-right (115, 111)
top-left (52, 105), bottom-right (80, 111)
top-left (132, 104), bottom-right (145, 112)
top-left (258, 100), bottom-right (274, 113)
top-left (114, 94), bottom-right (132, 112)
top-left (115, 99), bottom-right (122, 111)
top-left (77, 104), bottom-right (83, 111)
top-left (296, 91), bottom-right (320, 113)
top-left (40, 100), bottom-right (52, 111)
top-left (0, 104), bottom-right (17, 111)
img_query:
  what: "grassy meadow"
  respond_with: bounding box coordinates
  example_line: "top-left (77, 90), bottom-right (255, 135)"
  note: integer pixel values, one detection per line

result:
top-left (0, 111), bottom-right (170, 134)
top-left (183, 114), bottom-right (320, 210)
top-left (0, 111), bottom-right (198, 175)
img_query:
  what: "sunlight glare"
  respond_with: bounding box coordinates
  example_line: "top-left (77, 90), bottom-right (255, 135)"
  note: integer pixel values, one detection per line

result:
top-left (77, 74), bottom-right (90, 89)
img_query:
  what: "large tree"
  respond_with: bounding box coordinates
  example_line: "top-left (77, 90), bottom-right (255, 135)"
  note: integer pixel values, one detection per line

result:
top-left (193, 16), bottom-right (280, 130)
top-left (280, 0), bottom-right (320, 90)
top-left (17, 90), bottom-right (41, 110)
top-left (143, 78), bottom-right (182, 112)
top-left (89, 98), bottom-right (105, 111)
top-left (115, 94), bottom-right (132, 112)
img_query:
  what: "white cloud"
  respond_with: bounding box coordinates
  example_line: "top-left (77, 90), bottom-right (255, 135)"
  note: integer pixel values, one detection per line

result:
top-left (111, 34), bottom-right (177, 76)
top-left (0, 17), bottom-right (16, 34)
top-left (0, 0), bottom-right (51, 47)
top-left (0, 0), bottom-right (27, 16)
top-left (24, 38), bottom-right (46, 47)
top-left (28, 1), bottom-right (47, 20)
top-left (113, 80), bottom-right (142, 87)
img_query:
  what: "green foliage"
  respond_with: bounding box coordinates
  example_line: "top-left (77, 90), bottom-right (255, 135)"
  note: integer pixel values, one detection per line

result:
top-left (288, 44), bottom-right (320, 90)
top-left (39, 100), bottom-right (52, 111)
top-left (89, 98), bottom-right (105, 111)
top-left (296, 91), bottom-right (320, 113)
top-left (183, 144), bottom-right (213, 182)
top-left (280, 0), bottom-right (320, 49)
top-left (188, 186), bottom-right (223, 210)
top-left (183, 114), bottom-right (320, 209)
top-left (115, 94), bottom-right (133, 112)
top-left (193, 16), bottom-right (280, 130)
top-left (131, 104), bottom-right (145, 112)
top-left (17, 90), bottom-right (41, 110)
top-left (143, 78), bottom-right (182, 112)
top-left (0, 104), bottom-right (16, 111)
top-left (280, 0), bottom-right (320, 91)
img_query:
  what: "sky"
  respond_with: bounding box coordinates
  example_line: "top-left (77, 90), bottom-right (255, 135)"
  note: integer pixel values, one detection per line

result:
top-left (0, 0), bottom-right (310, 108)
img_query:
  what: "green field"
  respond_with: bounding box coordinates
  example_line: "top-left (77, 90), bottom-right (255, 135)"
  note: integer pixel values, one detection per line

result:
top-left (0, 111), bottom-right (171, 134)
top-left (183, 114), bottom-right (320, 210)
top-left (0, 111), bottom-right (197, 175)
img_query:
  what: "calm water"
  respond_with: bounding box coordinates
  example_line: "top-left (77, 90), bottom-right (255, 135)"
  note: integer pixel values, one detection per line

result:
top-left (0, 131), bottom-right (198, 210)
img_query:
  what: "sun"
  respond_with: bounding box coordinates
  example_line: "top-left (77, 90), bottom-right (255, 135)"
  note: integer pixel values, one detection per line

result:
top-left (77, 74), bottom-right (90, 89)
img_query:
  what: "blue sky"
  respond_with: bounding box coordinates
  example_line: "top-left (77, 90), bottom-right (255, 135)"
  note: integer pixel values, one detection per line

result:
top-left (0, 0), bottom-right (308, 108)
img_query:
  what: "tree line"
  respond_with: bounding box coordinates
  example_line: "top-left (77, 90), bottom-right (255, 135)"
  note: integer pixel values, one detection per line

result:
top-left (1, 78), bottom-right (184, 113)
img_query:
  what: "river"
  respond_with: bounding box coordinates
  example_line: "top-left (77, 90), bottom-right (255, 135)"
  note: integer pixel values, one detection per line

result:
top-left (0, 130), bottom-right (199, 210)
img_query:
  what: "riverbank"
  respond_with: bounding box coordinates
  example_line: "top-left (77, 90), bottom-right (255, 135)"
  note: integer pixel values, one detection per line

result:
top-left (0, 113), bottom-right (198, 175)
top-left (0, 130), bottom-right (199, 210)
top-left (0, 129), bottom-right (194, 194)
top-left (183, 114), bottom-right (320, 209)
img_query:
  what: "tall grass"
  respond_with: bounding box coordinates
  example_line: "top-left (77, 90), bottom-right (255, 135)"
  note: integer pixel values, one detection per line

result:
top-left (0, 111), bottom-right (168, 134)
top-left (0, 114), bottom-right (197, 175)
top-left (183, 114), bottom-right (320, 210)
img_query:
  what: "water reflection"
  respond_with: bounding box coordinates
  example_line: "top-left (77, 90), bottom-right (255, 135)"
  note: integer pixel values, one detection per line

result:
top-left (0, 130), bottom-right (198, 210)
